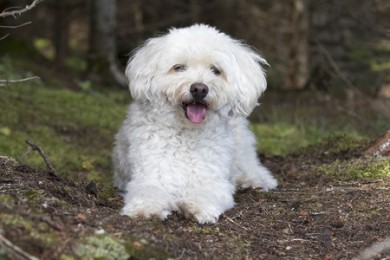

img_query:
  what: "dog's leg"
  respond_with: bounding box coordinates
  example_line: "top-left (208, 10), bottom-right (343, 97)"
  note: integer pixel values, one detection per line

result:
top-left (231, 117), bottom-right (278, 191)
top-left (178, 181), bottom-right (235, 224)
top-left (121, 181), bottom-right (177, 220)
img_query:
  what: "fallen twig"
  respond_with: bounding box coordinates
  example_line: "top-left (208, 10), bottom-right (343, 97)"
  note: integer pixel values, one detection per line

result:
top-left (0, 233), bottom-right (39, 260)
top-left (224, 215), bottom-right (248, 231)
top-left (25, 140), bottom-right (60, 180)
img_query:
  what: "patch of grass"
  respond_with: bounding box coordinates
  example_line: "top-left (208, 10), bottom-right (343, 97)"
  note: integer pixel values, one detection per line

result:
top-left (317, 158), bottom-right (390, 180)
top-left (251, 123), bottom-right (365, 156)
top-left (252, 90), bottom-right (389, 156)
top-left (297, 133), bottom-right (368, 158)
top-left (0, 56), bottom-right (128, 181)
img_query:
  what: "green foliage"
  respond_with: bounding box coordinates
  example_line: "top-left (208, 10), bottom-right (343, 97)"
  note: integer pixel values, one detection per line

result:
top-left (65, 57), bottom-right (88, 72)
top-left (33, 38), bottom-right (55, 60)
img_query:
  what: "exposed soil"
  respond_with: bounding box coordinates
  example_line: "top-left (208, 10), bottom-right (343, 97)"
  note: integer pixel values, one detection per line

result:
top-left (0, 143), bottom-right (389, 259)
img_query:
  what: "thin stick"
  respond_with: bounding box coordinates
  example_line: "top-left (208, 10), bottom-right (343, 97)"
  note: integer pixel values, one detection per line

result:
top-left (0, 76), bottom-right (40, 87)
top-left (224, 215), bottom-right (248, 231)
top-left (0, 21), bottom-right (32, 29)
top-left (0, 0), bottom-right (44, 18)
top-left (0, 33), bottom-right (9, 41)
top-left (0, 233), bottom-right (39, 260)
top-left (25, 140), bottom-right (60, 179)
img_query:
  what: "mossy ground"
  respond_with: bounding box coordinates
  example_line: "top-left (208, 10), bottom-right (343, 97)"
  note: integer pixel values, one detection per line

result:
top-left (0, 55), bottom-right (389, 259)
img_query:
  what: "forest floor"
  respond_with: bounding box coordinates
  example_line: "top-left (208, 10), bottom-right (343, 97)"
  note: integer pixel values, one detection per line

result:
top-left (1, 52), bottom-right (390, 259)
top-left (1, 138), bottom-right (389, 259)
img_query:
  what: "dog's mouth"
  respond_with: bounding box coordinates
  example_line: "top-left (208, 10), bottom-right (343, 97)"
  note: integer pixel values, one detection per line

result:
top-left (181, 101), bottom-right (208, 124)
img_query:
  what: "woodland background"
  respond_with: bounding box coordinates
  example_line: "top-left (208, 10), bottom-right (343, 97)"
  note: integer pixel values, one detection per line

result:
top-left (2, 0), bottom-right (390, 93)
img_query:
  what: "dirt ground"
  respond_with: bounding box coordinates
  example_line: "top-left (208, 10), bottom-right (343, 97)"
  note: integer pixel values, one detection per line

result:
top-left (0, 141), bottom-right (389, 259)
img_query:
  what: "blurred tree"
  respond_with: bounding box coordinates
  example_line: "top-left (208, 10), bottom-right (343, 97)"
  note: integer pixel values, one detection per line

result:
top-left (89, 0), bottom-right (126, 86)
top-left (52, 0), bottom-right (70, 67)
top-left (284, 0), bottom-right (309, 90)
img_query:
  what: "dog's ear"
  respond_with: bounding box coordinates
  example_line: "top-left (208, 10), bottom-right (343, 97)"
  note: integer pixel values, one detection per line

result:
top-left (229, 45), bottom-right (268, 117)
top-left (125, 37), bottom-right (164, 101)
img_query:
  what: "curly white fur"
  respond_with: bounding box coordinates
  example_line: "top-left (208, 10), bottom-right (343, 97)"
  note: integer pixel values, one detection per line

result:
top-left (113, 24), bottom-right (277, 224)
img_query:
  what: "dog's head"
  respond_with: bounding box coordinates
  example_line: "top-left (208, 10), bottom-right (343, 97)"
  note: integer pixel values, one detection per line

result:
top-left (125, 24), bottom-right (267, 124)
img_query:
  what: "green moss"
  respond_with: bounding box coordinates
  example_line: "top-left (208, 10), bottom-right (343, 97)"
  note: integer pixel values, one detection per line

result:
top-left (0, 194), bottom-right (15, 204)
top-left (252, 123), bottom-right (308, 155)
top-left (124, 237), bottom-right (170, 259)
top-left (1, 214), bottom-right (33, 230)
top-left (0, 214), bottom-right (60, 246)
top-left (23, 189), bottom-right (45, 205)
top-left (225, 235), bottom-right (251, 256)
top-left (251, 123), bottom-right (365, 156)
top-left (0, 244), bottom-right (11, 260)
top-left (59, 255), bottom-right (75, 260)
top-left (76, 235), bottom-right (130, 260)
top-left (301, 134), bottom-right (367, 156)
top-left (76, 234), bottom-right (170, 260)
top-left (317, 159), bottom-right (390, 180)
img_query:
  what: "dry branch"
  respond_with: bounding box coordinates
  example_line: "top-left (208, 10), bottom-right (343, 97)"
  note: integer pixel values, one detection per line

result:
top-left (0, 33), bottom-right (9, 41)
top-left (0, 76), bottom-right (40, 87)
top-left (0, 233), bottom-right (39, 260)
top-left (0, 0), bottom-right (44, 18)
top-left (0, 21), bottom-right (32, 29)
top-left (25, 140), bottom-right (60, 180)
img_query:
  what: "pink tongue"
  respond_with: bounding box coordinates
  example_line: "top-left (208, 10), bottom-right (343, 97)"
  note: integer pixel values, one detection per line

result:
top-left (186, 104), bottom-right (207, 124)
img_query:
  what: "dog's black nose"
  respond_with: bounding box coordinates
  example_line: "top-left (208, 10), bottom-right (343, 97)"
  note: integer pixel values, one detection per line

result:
top-left (190, 83), bottom-right (209, 100)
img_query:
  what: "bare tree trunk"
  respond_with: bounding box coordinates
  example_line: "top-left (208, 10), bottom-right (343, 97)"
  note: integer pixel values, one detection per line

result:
top-left (284, 0), bottom-right (309, 90)
top-left (90, 0), bottom-right (116, 57)
top-left (53, 0), bottom-right (70, 67)
top-left (89, 0), bottom-right (126, 86)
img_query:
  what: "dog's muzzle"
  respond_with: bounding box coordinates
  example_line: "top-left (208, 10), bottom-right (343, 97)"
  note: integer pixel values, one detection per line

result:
top-left (181, 83), bottom-right (209, 124)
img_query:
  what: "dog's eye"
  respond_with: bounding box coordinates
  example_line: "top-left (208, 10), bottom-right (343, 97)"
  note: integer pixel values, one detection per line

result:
top-left (172, 64), bottom-right (187, 72)
top-left (210, 65), bottom-right (222, 76)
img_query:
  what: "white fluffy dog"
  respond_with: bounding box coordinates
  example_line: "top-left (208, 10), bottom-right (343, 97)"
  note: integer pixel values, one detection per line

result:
top-left (113, 24), bottom-right (277, 224)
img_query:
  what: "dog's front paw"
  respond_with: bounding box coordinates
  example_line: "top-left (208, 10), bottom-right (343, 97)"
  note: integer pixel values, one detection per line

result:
top-left (121, 198), bottom-right (171, 220)
top-left (179, 198), bottom-right (233, 224)
top-left (192, 210), bottom-right (220, 224)
top-left (236, 168), bottom-right (278, 191)
top-left (257, 174), bottom-right (278, 191)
